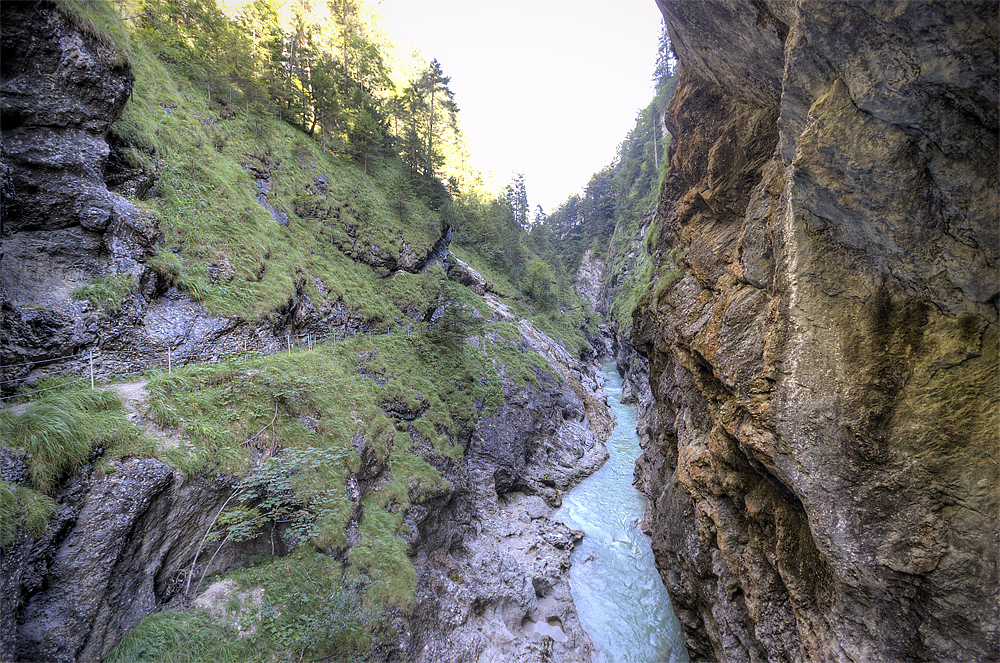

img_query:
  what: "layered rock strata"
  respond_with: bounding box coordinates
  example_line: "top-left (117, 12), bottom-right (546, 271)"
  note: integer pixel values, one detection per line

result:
top-left (633, 1), bottom-right (999, 661)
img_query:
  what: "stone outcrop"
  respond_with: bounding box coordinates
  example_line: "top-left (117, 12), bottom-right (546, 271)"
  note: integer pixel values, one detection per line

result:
top-left (633, 0), bottom-right (1000, 661)
top-left (633, 1), bottom-right (998, 661)
top-left (0, 0), bottom-right (164, 389)
top-left (574, 247), bottom-right (606, 313)
top-left (0, 459), bottom-right (268, 662)
top-left (447, 254), bottom-right (491, 296)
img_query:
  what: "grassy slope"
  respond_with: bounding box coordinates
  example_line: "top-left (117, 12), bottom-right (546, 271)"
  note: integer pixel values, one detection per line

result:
top-left (118, 44), bottom-right (445, 325)
top-left (1, 2), bottom-right (606, 659)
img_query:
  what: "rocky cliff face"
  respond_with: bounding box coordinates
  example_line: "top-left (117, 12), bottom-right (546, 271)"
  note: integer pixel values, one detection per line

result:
top-left (1, 1), bottom-right (162, 386)
top-left (633, 1), bottom-right (998, 660)
top-left (405, 323), bottom-right (610, 662)
top-left (0, 1), bottom-right (455, 392)
top-left (1, 460), bottom-right (251, 662)
top-left (1, 4), bottom-right (613, 661)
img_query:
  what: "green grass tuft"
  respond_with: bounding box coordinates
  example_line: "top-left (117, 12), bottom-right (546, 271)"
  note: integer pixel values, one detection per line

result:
top-left (71, 274), bottom-right (135, 312)
top-left (1, 388), bottom-right (142, 493)
top-left (0, 481), bottom-right (59, 549)
top-left (103, 609), bottom-right (258, 663)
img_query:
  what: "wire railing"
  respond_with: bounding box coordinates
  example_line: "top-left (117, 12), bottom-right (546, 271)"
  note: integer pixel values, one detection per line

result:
top-left (0, 323), bottom-right (424, 402)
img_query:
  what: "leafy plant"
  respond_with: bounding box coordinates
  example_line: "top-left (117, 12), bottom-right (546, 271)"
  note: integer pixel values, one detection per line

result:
top-left (210, 448), bottom-right (353, 551)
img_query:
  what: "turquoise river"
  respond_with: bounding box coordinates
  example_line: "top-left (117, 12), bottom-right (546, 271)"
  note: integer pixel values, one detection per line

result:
top-left (556, 362), bottom-right (689, 663)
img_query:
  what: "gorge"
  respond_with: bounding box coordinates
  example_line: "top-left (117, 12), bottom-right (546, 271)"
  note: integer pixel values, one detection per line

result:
top-left (2, 0), bottom-right (998, 662)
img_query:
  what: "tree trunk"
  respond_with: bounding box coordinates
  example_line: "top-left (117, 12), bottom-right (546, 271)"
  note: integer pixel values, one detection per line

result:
top-left (428, 87), bottom-right (435, 175)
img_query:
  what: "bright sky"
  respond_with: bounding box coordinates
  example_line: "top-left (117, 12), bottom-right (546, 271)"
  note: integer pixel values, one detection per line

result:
top-left (375, 0), bottom-right (664, 215)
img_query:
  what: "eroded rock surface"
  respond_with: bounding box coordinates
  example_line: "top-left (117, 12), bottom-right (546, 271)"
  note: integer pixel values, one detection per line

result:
top-left (404, 316), bottom-right (611, 663)
top-left (633, 1), bottom-right (998, 661)
top-left (0, 460), bottom-right (255, 663)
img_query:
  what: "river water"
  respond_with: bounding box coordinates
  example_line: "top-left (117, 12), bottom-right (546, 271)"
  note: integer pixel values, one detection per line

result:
top-left (556, 362), bottom-right (689, 663)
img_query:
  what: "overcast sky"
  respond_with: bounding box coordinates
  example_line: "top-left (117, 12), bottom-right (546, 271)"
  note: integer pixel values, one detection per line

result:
top-left (376, 0), bottom-right (665, 215)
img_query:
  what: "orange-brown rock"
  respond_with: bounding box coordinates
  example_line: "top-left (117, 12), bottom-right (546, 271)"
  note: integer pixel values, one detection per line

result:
top-left (633, 1), bottom-right (998, 661)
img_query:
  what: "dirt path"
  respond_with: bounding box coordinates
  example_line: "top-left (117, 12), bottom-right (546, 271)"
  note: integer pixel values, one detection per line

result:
top-left (110, 380), bottom-right (149, 419)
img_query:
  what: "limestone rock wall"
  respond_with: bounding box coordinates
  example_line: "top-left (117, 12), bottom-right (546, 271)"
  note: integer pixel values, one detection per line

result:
top-left (0, 459), bottom-right (253, 662)
top-left (633, 1), bottom-right (998, 660)
top-left (406, 345), bottom-right (610, 663)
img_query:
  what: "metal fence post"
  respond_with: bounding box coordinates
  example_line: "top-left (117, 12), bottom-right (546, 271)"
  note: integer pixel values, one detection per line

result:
top-left (89, 350), bottom-right (95, 389)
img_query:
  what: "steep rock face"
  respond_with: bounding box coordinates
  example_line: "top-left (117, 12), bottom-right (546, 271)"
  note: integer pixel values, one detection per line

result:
top-left (1, 1), bottom-right (132, 234)
top-left (0, 1), bottom-right (453, 393)
top-left (574, 247), bottom-right (606, 313)
top-left (0, 459), bottom-right (265, 663)
top-left (0, 1), bottom-right (165, 388)
top-left (407, 350), bottom-right (609, 663)
top-left (634, 1), bottom-right (998, 661)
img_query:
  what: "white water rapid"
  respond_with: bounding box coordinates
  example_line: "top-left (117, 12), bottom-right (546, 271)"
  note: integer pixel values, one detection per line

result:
top-left (556, 362), bottom-right (689, 663)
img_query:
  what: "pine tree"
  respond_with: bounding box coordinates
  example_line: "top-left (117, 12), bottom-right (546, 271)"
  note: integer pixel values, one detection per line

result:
top-left (503, 173), bottom-right (529, 230)
top-left (418, 59), bottom-right (458, 177)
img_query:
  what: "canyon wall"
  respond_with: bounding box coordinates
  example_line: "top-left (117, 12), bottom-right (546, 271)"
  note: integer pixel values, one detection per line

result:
top-left (633, 1), bottom-right (998, 660)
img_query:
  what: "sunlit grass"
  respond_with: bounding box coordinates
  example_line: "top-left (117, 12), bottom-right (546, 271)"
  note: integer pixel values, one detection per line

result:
top-left (111, 27), bottom-right (447, 326)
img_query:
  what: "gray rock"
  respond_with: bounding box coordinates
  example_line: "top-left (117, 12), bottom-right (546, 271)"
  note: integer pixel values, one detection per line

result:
top-left (447, 254), bottom-right (490, 296)
top-left (4, 459), bottom-right (249, 663)
top-left (574, 247), bottom-right (606, 313)
top-left (1, 447), bottom-right (26, 483)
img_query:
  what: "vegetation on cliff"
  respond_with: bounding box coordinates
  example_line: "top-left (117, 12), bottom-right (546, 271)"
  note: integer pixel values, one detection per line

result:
top-left (45, 0), bottom-right (592, 332)
top-left (0, 1), bottom-right (615, 660)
